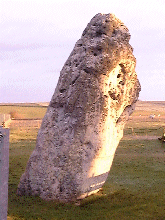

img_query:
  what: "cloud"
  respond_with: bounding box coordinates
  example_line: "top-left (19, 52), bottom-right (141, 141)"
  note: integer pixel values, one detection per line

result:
top-left (1, 0), bottom-right (165, 102)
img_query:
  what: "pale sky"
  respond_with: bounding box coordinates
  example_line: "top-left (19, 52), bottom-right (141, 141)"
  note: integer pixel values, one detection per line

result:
top-left (1, 0), bottom-right (165, 102)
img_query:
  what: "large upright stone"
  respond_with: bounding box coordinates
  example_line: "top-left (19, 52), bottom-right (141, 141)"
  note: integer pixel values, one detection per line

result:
top-left (17, 13), bottom-right (141, 202)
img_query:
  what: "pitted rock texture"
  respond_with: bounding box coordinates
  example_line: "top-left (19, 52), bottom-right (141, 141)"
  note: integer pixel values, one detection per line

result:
top-left (17, 13), bottom-right (141, 202)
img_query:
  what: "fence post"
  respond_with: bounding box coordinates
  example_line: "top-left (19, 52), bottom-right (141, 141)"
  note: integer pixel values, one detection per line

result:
top-left (0, 127), bottom-right (9, 220)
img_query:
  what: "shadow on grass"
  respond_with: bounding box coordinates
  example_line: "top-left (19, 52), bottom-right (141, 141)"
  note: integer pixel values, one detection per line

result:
top-left (8, 184), bottom-right (165, 220)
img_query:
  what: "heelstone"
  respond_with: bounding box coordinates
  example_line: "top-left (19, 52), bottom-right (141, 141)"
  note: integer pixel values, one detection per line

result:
top-left (17, 13), bottom-right (141, 202)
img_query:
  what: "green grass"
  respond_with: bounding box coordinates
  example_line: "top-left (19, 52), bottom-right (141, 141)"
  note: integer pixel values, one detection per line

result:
top-left (0, 104), bottom-right (47, 119)
top-left (132, 110), bottom-right (165, 116)
top-left (132, 101), bottom-right (165, 116)
top-left (6, 101), bottom-right (165, 219)
top-left (124, 121), bottom-right (165, 136)
top-left (10, 128), bottom-right (38, 143)
top-left (108, 140), bottom-right (165, 194)
top-left (8, 137), bottom-right (165, 219)
top-left (8, 133), bottom-right (165, 219)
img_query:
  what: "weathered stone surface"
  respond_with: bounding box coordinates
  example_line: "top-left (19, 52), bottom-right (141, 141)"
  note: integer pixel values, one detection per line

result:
top-left (17, 13), bottom-right (141, 202)
top-left (0, 127), bottom-right (9, 220)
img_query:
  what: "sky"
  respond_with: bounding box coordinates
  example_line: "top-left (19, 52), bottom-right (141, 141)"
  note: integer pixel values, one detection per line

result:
top-left (1, 0), bottom-right (165, 103)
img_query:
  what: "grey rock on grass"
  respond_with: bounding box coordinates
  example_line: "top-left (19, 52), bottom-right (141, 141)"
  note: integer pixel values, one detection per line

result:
top-left (17, 13), bottom-right (141, 202)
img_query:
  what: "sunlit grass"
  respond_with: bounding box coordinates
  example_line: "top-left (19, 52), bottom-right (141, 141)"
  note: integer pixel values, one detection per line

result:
top-left (0, 105), bottom-right (47, 119)
top-left (10, 128), bottom-right (38, 143)
top-left (132, 110), bottom-right (165, 116)
top-left (8, 133), bottom-right (165, 219)
top-left (6, 102), bottom-right (165, 219)
top-left (124, 121), bottom-right (165, 136)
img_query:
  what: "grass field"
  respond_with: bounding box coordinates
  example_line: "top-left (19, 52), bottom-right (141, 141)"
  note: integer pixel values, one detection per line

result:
top-left (0, 103), bottom-right (47, 119)
top-left (1, 101), bottom-right (164, 219)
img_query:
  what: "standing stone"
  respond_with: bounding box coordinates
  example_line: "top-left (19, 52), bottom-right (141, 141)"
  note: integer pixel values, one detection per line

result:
top-left (17, 13), bottom-right (141, 202)
top-left (0, 127), bottom-right (9, 220)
